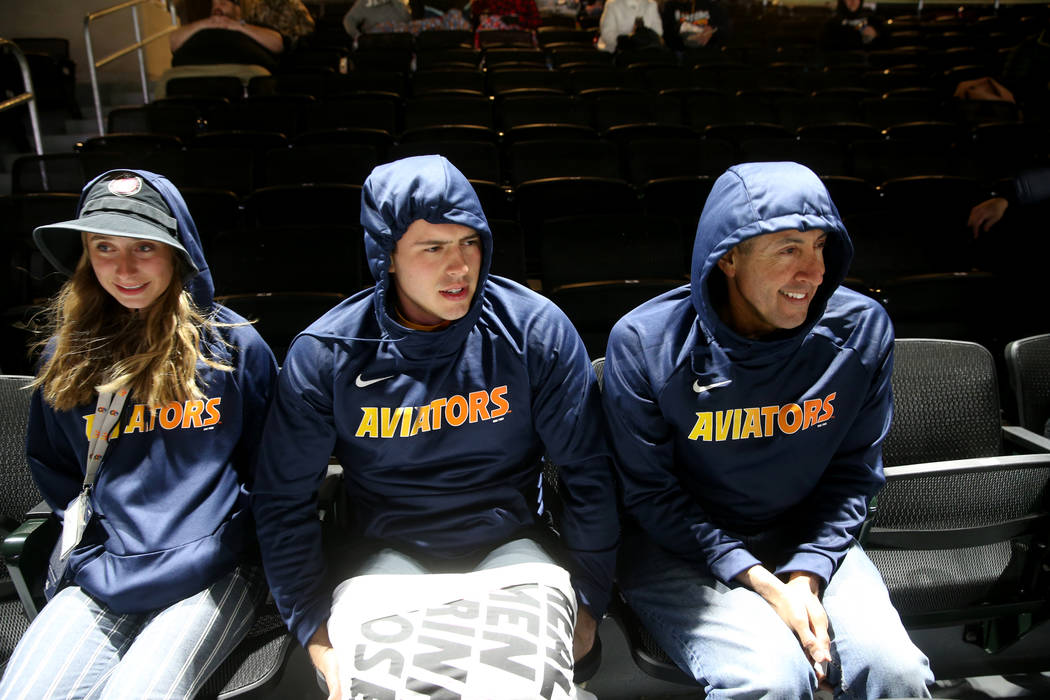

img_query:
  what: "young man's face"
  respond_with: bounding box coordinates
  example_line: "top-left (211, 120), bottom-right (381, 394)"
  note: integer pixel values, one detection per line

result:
top-left (389, 220), bottom-right (481, 326)
top-left (716, 228), bottom-right (827, 338)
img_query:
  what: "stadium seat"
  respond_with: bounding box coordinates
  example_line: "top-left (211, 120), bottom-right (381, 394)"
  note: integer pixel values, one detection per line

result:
top-left (539, 214), bottom-right (685, 290)
top-left (209, 225), bottom-right (364, 297)
top-left (865, 339), bottom-right (1050, 665)
top-left (507, 138), bottom-right (622, 185)
top-left (217, 292), bottom-right (344, 366)
top-left (411, 68), bottom-right (486, 97)
top-left (260, 143), bottom-right (379, 187)
top-left (0, 374), bottom-right (47, 670)
top-left (1004, 334), bottom-right (1050, 437)
top-left (548, 281), bottom-right (682, 359)
top-left (389, 140), bottom-right (500, 184)
top-left (11, 154), bottom-right (87, 194)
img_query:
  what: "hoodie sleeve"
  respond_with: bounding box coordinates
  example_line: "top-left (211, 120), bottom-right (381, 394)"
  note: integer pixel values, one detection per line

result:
top-left (529, 304), bottom-right (619, 618)
top-left (26, 390), bottom-right (83, 519)
top-left (342, 0), bottom-right (367, 38)
top-left (251, 335), bottom-right (339, 648)
top-left (221, 316), bottom-right (279, 490)
top-left (603, 319), bottom-right (761, 584)
top-left (775, 326), bottom-right (892, 585)
top-left (1014, 166), bottom-right (1050, 206)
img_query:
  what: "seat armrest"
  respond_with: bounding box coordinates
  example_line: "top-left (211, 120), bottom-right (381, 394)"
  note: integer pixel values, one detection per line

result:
top-left (318, 463), bottom-right (346, 527)
top-left (1003, 425), bottom-right (1050, 454)
top-left (24, 499), bottom-right (54, 520)
top-left (858, 493), bottom-right (878, 545)
top-left (2, 510), bottom-right (60, 621)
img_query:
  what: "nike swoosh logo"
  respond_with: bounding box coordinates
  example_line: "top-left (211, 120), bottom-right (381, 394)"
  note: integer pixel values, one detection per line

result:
top-left (693, 379), bottom-right (730, 394)
top-left (355, 373), bottom-right (394, 388)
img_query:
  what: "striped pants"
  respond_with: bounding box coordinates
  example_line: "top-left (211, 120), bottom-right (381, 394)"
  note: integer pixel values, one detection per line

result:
top-left (0, 566), bottom-right (265, 700)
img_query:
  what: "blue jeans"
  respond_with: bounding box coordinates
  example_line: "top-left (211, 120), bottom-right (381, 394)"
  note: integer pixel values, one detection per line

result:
top-left (619, 536), bottom-right (934, 699)
top-left (352, 537), bottom-right (558, 576)
top-left (0, 566), bottom-right (266, 700)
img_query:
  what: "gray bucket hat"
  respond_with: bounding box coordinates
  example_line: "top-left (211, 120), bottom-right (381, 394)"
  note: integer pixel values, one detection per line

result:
top-left (33, 172), bottom-right (198, 277)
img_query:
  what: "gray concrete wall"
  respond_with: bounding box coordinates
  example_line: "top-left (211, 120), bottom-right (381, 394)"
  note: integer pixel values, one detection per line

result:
top-left (4, 0), bottom-right (175, 88)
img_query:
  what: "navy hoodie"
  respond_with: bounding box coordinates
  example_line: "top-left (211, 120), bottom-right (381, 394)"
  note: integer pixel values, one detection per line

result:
top-left (27, 170), bottom-right (278, 613)
top-left (603, 162), bottom-right (893, 586)
top-left (252, 156), bottom-right (619, 648)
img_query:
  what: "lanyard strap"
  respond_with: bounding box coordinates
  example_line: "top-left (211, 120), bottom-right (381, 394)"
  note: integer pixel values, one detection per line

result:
top-left (84, 388), bottom-right (129, 489)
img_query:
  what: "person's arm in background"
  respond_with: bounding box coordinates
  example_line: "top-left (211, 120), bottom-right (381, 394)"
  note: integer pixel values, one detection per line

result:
top-left (342, 0), bottom-right (367, 39)
top-left (234, 20), bottom-right (285, 53)
top-left (170, 15), bottom-right (221, 51)
top-left (169, 14), bottom-right (284, 53)
top-left (969, 166), bottom-right (1050, 237)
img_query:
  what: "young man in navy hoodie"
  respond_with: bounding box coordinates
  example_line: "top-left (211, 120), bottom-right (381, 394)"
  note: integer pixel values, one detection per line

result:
top-left (252, 156), bottom-right (618, 698)
top-left (603, 162), bottom-right (933, 698)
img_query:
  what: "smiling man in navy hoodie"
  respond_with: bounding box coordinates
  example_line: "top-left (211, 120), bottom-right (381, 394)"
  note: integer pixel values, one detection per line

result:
top-left (251, 156), bottom-right (618, 698)
top-left (603, 162), bottom-right (933, 699)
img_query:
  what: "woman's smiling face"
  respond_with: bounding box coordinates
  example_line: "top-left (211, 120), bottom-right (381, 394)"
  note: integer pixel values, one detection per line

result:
top-left (87, 234), bottom-right (175, 310)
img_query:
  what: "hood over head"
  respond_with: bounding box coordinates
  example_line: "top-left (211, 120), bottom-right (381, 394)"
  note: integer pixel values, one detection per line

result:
top-left (690, 162), bottom-right (852, 369)
top-left (33, 169), bottom-right (214, 309)
top-left (360, 155), bottom-right (492, 352)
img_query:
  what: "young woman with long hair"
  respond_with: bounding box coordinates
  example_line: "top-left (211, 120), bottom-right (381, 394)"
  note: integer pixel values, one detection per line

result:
top-left (0, 170), bottom-right (278, 700)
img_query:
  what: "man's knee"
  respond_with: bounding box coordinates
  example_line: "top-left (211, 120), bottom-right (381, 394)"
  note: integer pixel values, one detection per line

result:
top-left (701, 651), bottom-right (815, 700)
top-left (843, 645), bottom-right (932, 699)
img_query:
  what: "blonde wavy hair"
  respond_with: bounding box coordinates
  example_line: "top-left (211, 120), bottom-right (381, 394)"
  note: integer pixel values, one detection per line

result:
top-left (32, 247), bottom-right (233, 412)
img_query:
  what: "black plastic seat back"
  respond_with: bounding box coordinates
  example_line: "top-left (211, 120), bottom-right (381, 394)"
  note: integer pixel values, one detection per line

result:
top-left (883, 339), bottom-right (1002, 467)
top-left (12, 154), bottom-right (86, 194)
top-left (540, 214), bottom-right (684, 289)
top-left (0, 375), bottom-right (40, 536)
top-left (389, 140), bottom-right (500, 184)
top-left (1005, 334), bottom-right (1050, 436)
top-left (0, 375), bottom-right (38, 666)
top-left (261, 144), bottom-right (379, 187)
top-left (209, 225), bottom-right (364, 296)
top-left (548, 280), bottom-right (683, 359)
top-left (217, 292), bottom-right (344, 366)
top-left (507, 138), bottom-right (622, 185)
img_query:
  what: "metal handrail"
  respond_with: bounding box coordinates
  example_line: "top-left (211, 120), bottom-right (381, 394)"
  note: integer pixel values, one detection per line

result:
top-left (0, 38), bottom-right (44, 155)
top-left (85, 0), bottom-right (178, 135)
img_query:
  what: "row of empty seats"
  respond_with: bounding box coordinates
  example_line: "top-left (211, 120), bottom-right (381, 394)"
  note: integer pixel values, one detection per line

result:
top-left (9, 125), bottom-right (1042, 200)
top-left (109, 88), bottom-right (1028, 137)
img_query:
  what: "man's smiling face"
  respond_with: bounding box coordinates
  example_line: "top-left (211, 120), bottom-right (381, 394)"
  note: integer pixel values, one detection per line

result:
top-left (716, 228), bottom-right (827, 338)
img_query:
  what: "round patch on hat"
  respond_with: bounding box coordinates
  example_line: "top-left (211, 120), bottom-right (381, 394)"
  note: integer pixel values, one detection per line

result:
top-left (107, 175), bottom-right (143, 197)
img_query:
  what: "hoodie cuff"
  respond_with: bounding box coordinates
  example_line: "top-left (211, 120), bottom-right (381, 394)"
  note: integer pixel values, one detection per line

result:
top-left (774, 552), bottom-right (834, 588)
top-left (710, 547), bottom-right (762, 586)
top-left (293, 602), bottom-right (332, 650)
